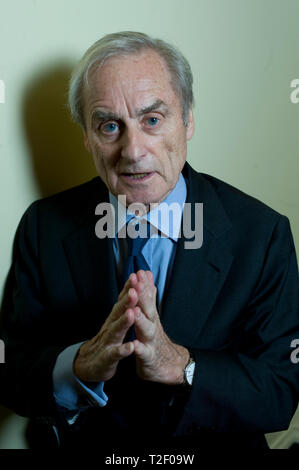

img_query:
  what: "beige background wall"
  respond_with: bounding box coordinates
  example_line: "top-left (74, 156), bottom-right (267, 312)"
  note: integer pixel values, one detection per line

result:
top-left (0, 0), bottom-right (298, 449)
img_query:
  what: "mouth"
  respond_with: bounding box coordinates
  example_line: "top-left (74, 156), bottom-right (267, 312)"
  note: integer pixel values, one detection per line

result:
top-left (121, 172), bottom-right (155, 182)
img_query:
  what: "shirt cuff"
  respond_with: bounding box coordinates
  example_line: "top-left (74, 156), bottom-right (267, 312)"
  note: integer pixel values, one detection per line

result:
top-left (53, 342), bottom-right (108, 411)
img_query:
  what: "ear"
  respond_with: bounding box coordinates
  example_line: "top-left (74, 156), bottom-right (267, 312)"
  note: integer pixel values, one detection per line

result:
top-left (186, 108), bottom-right (194, 141)
top-left (83, 130), bottom-right (91, 154)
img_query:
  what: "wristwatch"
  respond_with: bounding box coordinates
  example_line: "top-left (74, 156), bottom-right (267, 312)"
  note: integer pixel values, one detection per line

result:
top-left (183, 353), bottom-right (195, 385)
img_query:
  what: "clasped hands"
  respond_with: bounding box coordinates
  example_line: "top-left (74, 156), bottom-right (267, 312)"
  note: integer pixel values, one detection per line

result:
top-left (74, 270), bottom-right (189, 385)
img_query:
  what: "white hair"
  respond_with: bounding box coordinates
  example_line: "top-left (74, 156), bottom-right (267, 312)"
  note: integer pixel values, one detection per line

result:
top-left (68, 31), bottom-right (194, 128)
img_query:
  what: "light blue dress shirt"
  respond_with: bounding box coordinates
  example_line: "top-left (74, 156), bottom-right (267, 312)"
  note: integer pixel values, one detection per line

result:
top-left (53, 173), bottom-right (187, 418)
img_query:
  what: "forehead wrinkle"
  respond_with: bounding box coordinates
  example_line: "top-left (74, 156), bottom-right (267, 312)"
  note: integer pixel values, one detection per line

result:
top-left (85, 48), bottom-right (181, 116)
top-left (86, 59), bottom-right (175, 124)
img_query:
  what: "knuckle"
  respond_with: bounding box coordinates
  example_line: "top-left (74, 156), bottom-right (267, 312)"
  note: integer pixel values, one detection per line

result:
top-left (121, 311), bottom-right (130, 326)
top-left (149, 330), bottom-right (155, 341)
top-left (109, 346), bottom-right (120, 361)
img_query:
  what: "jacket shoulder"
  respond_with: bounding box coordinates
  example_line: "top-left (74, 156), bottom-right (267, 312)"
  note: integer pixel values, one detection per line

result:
top-left (19, 177), bottom-right (107, 239)
top-left (27, 177), bottom-right (105, 217)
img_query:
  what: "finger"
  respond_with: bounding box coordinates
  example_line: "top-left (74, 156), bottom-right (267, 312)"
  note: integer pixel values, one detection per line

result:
top-left (110, 287), bottom-right (138, 321)
top-left (108, 341), bottom-right (135, 362)
top-left (136, 270), bottom-right (147, 283)
top-left (133, 339), bottom-right (151, 362)
top-left (146, 271), bottom-right (154, 283)
top-left (118, 273), bottom-right (138, 301)
top-left (134, 307), bottom-right (155, 342)
top-left (107, 307), bottom-right (136, 344)
top-left (98, 288), bottom-right (138, 340)
top-left (135, 280), bottom-right (157, 321)
top-left (136, 270), bottom-right (154, 285)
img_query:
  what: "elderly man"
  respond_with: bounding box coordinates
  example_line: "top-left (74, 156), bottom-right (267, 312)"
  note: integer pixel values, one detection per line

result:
top-left (0, 31), bottom-right (298, 451)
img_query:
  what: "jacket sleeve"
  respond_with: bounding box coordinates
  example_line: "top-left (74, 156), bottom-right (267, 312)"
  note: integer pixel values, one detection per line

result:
top-left (0, 202), bottom-right (66, 422)
top-left (176, 216), bottom-right (299, 434)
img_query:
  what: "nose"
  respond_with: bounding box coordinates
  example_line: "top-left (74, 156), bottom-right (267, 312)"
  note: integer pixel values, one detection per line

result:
top-left (120, 124), bottom-right (147, 161)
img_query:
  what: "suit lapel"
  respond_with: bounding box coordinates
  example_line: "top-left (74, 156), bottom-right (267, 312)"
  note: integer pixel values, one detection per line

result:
top-left (161, 164), bottom-right (234, 347)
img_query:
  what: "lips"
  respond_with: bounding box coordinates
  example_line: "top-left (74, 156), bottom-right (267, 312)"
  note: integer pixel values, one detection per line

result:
top-left (123, 172), bottom-right (149, 179)
top-left (121, 171), bottom-right (154, 181)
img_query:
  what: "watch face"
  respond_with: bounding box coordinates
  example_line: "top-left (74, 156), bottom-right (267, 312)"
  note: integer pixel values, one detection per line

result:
top-left (185, 362), bottom-right (195, 385)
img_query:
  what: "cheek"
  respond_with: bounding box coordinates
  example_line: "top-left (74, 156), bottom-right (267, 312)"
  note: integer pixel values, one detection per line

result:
top-left (164, 138), bottom-right (175, 154)
top-left (162, 134), bottom-right (187, 178)
top-left (92, 141), bottom-right (118, 167)
top-left (163, 137), bottom-right (182, 166)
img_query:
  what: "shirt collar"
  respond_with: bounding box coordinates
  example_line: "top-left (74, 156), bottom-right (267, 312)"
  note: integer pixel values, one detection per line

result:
top-left (109, 173), bottom-right (187, 242)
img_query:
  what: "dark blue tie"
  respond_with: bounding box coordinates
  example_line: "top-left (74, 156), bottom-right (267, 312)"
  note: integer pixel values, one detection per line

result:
top-left (121, 219), bottom-right (151, 341)
top-left (121, 219), bottom-right (151, 285)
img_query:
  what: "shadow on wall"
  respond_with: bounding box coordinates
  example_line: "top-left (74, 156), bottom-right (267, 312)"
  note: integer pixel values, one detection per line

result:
top-left (0, 61), bottom-right (97, 449)
top-left (22, 62), bottom-right (96, 197)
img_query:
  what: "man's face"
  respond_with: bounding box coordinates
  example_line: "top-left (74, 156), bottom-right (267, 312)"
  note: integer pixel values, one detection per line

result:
top-left (82, 50), bottom-right (194, 207)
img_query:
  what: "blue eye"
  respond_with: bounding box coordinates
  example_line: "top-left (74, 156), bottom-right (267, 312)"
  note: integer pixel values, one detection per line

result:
top-left (102, 122), bottom-right (119, 134)
top-left (146, 117), bottom-right (159, 126)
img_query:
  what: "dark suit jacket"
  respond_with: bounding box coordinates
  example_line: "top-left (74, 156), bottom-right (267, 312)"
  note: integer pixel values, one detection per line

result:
top-left (0, 163), bottom-right (299, 450)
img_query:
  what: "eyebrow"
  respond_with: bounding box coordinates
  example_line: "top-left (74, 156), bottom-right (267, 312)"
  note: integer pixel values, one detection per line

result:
top-left (91, 110), bottom-right (121, 125)
top-left (91, 99), bottom-right (168, 125)
top-left (136, 99), bottom-right (168, 117)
